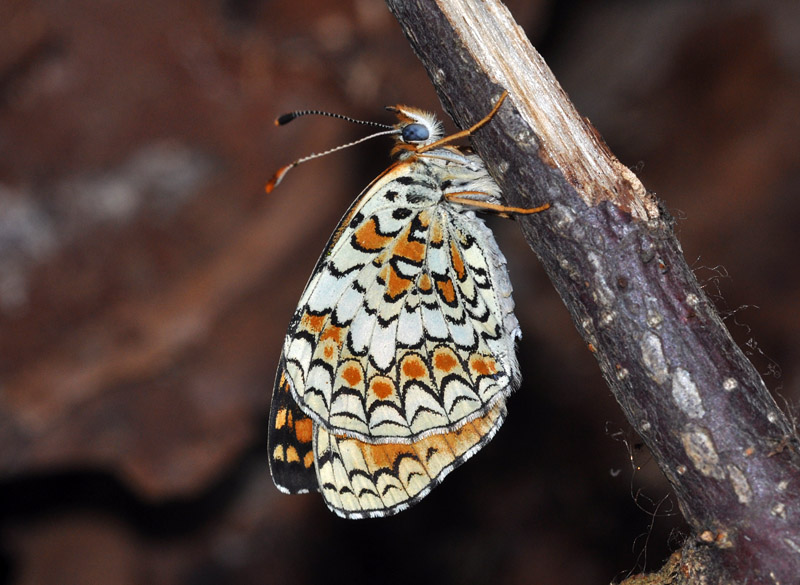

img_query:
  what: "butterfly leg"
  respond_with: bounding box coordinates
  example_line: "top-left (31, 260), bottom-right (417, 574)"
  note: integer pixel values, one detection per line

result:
top-left (418, 91), bottom-right (510, 153)
top-left (445, 190), bottom-right (550, 216)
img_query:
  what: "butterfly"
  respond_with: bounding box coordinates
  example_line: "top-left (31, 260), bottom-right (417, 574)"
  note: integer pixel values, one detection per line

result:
top-left (267, 91), bottom-right (548, 519)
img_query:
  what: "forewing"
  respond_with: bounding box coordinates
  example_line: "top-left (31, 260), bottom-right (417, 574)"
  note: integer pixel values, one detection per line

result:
top-left (268, 358), bottom-right (318, 494)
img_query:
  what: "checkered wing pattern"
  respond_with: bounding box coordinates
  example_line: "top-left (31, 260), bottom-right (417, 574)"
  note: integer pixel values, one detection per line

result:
top-left (315, 401), bottom-right (506, 518)
top-left (282, 157), bottom-right (520, 443)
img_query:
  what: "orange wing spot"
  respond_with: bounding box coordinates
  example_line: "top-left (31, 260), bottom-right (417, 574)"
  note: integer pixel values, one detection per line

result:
top-left (301, 312), bottom-right (326, 333)
top-left (294, 418), bottom-right (313, 444)
top-left (354, 217), bottom-right (392, 251)
top-left (402, 356), bottom-right (427, 379)
top-left (361, 442), bottom-right (416, 468)
top-left (471, 356), bottom-right (497, 376)
top-left (319, 325), bottom-right (343, 344)
top-left (371, 379), bottom-right (394, 399)
top-left (272, 445), bottom-right (285, 461)
top-left (274, 407), bottom-right (288, 429)
top-left (450, 241), bottom-right (466, 280)
top-left (385, 265), bottom-right (412, 300)
top-left (342, 365), bottom-right (363, 387)
top-left (392, 230), bottom-right (425, 263)
top-left (417, 273), bottom-right (432, 292)
top-left (434, 350), bottom-right (458, 373)
top-left (450, 418), bottom-right (481, 443)
top-left (286, 446), bottom-right (300, 463)
top-left (436, 278), bottom-right (456, 304)
top-left (303, 450), bottom-right (314, 469)
top-left (324, 346), bottom-right (334, 359)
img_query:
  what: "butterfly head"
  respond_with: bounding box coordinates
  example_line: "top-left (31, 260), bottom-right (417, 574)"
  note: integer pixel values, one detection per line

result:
top-left (386, 105), bottom-right (444, 158)
top-left (267, 103), bottom-right (449, 192)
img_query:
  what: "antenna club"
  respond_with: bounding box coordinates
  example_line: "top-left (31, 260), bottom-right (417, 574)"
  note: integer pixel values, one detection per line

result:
top-left (275, 113), bottom-right (297, 126)
top-left (265, 164), bottom-right (293, 193)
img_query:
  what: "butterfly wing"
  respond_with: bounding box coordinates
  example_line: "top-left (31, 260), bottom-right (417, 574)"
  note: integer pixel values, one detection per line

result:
top-left (268, 358), bottom-right (317, 494)
top-left (281, 159), bottom-right (520, 443)
top-left (316, 400), bottom-right (507, 519)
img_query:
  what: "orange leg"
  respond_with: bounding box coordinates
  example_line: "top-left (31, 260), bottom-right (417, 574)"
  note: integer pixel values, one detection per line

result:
top-left (418, 91), bottom-right (509, 153)
top-left (445, 191), bottom-right (550, 215)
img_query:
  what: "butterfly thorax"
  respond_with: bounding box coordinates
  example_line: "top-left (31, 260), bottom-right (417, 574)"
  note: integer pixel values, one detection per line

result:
top-left (395, 147), bottom-right (505, 212)
top-left (384, 104), bottom-right (504, 211)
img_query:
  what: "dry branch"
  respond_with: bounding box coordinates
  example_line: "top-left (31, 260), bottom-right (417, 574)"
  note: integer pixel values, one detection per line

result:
top-left (384, 1), bottom-right (800, 583)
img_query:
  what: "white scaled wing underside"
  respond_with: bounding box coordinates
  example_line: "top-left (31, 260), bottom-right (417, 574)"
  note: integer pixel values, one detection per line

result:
top-left (282, 151), bottom-right (521, 444)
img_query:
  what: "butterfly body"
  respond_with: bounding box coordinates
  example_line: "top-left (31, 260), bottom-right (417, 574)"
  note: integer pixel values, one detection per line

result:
top-left (269, 95), bottom-right (542, 518)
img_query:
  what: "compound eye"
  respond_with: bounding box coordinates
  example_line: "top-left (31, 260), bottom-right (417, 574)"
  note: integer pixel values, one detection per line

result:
top-left (401, 123), bottom-right (430, 143)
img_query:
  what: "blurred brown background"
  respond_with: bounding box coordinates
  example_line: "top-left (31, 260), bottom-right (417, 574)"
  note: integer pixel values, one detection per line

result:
top-left (0, 0), bottom-right (798, 583)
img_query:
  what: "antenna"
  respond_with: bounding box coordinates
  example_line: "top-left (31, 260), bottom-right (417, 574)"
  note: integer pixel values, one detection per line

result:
top-left (266, 110), bottom-right (399, 193)
top-left (275, 110), bottom-right (393, 129)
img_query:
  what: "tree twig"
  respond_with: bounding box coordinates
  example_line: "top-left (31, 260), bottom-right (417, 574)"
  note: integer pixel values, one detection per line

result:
top-left (384, 1), bottom-right (800, 583)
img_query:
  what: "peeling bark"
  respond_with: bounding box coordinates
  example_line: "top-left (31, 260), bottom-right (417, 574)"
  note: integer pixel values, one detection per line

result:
top-left (384, 1), bottom-right (800, 583)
